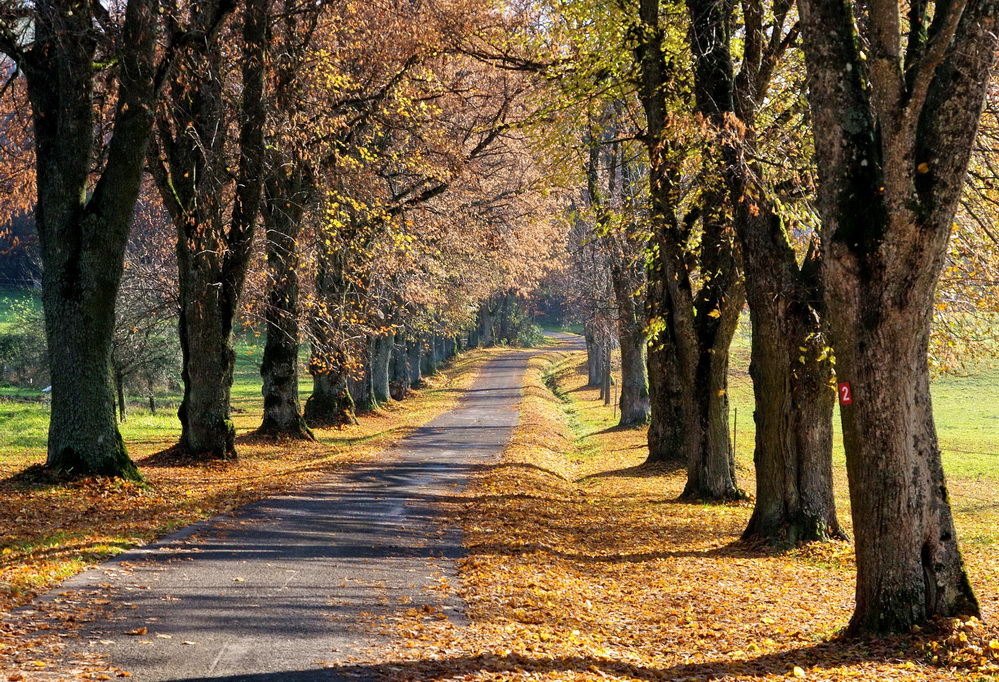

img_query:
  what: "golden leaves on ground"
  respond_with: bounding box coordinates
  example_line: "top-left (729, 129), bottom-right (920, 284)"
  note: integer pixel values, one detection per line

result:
top-left (0, 348), bottom-right (493, 677)
top-left (385, 350), bottom-right (999, 680)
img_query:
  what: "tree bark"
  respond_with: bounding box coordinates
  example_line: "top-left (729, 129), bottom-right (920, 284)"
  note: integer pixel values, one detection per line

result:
top-left (371, 332), bottom-right (393, 405)
top-left (256, 163), bottom-right (314, 440)
top-left (152, 0), bottom-right (265, 459)
top-left (584, 328), bottom-right (602, 387)
top-left (407, 337), bottom-right (423, 387)
top-left (390, 335), bottom-right (410, 399)
top-left (610, 262), bottom-right (649, 425)
top-left (16, 1), bottom-right (160, 479)
top-left (682, 0), bottom-right (843, 541)
top-left (796, 0), bottom-right (995, 632)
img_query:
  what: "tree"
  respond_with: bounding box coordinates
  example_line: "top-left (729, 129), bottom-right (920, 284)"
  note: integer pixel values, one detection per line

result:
top-left (0, 0), bottom-right (162, 478)
top-left (586, 109), bottom-right (650, 426)
top-left (796, 0), bottom-right (996, 633)
top-left (680, 0), bottom-right (844, 543)
top-left (634, 0), bottom-right (743, 499)
top-left (150, 0), bottom-right (260, 459)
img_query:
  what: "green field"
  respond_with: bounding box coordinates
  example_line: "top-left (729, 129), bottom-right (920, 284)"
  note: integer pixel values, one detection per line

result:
top-left (0, 287), bottom-right (274, 462)
top-left (1, 290), bottom-right (997, 488)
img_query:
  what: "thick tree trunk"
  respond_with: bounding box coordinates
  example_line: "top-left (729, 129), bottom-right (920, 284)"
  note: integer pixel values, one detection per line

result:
top-left (305, 356), bottom-right (354, 427)
top-left (794, 0), bottom-right (996, 633)
top-left (422, 337), bottom-right (437, 376)
top-left (25, 0), bottom-right (159, 479)
top-left (152, 0), bottom-right (265, 460)
top-left (43, 292), bottom-right (136, 478)
top-left (636, 0), bottom-right (742, 500)
top-left (176, 289), bottom-right (237, 458)
top-left (257, 164), bottom-right (313, 440)
top-left (740, 243), bottom-right (843, 543)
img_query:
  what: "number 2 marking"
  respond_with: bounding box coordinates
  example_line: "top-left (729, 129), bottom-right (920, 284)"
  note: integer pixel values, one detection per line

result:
top-left (838, 382), bottom-right (853, 406)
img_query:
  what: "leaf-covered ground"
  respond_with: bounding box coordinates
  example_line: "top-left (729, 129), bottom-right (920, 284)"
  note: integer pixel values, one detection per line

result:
top-left (375, 349), bottom-right (999, 680)
top-left (0, 348), bottom-right (494, 678)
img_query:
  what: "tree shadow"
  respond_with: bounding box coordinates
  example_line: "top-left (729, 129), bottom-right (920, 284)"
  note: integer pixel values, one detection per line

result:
top-left (580, 461), bottom-right (684, 480)
top-left (174, 639), bottom-right (928, 681)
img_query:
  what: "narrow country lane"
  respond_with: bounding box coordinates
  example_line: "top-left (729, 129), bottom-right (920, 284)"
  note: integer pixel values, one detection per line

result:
top-left (33, 339), bottom-right (579, 681)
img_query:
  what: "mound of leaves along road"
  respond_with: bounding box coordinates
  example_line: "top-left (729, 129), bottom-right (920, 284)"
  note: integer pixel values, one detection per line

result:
top-left (380, 349), bottom-right (999, 680)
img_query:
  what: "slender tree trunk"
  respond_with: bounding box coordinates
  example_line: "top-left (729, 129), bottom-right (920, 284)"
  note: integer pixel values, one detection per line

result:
top-left (407, 338), bottom-right (423, 387)
top-left (116, 368), bottom-right (127, 423)
top-left (602, 345), bottom-right (612, 406)
top-left (390, 335), bottom-right (409, 399)
top-left (371, 332), bottom-right (393, 405)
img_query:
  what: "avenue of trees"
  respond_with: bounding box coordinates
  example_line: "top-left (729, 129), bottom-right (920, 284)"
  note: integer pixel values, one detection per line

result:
top-left (1, 0), bottom-right (998, 640)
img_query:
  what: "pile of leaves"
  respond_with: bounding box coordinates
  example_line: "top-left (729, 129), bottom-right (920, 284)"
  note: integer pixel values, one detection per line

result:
top-left (378, 350), bottom-right (999, 680)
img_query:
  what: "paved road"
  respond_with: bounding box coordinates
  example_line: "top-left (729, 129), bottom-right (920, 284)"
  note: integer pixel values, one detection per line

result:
top-left (46, 346), bottom-right (554, 681)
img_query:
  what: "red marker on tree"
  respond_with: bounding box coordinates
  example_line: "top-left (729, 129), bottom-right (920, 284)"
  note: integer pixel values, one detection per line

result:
top-left (838, 382), bottom-right (853, 406)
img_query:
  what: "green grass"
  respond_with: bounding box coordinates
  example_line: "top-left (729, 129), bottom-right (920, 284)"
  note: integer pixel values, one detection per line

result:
top-left (0, 329), bottom-right (274, 464)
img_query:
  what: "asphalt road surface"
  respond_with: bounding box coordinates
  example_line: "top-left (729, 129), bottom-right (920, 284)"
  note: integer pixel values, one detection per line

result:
top-left (39, 340), bottom-right (580, 681)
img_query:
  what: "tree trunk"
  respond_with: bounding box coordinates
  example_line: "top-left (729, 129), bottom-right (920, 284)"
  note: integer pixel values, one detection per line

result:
top-left (602, 345), bottom-right (612, 406)
top-left (152, 0), bottom-right (266, 460)
top-left (116, 368), bottom-right (127, 423)
top-left (585, 328), bottom-right (602, 387)
top-left (637, 0), bottom-right (742, 499)
top-left (43, 292), bottom-right (136, 478)
top-left (176, 293), bottom-right (237, 458)
top-left (407, 338), bottom-right (423, 387)
top-left (352, 337), bottom-right (377, 413)
top-left (305, 355), bottom-right (355, 427)
top-left (372, 333), bottom-right (393, 405)
top-left (498, 293), bottom-right (512, 343)
top-left (390, 335), bottom-right (409, 400)
top-left (422, 337), bottom-right (437, 376)
top-left (256, 162), bottom-right (313, 440)
top-left (740, 241), bottom-right (843, 543)
top-left (610, 263), bottom-right (649, 426)
top-left (478, 304), bottom-right (495, 346)
top-left (23, 0), bottom-right (160, 479)
top-left (795, 0), bottom-right (995, 633)
top-left (680, 0), bottom-right (842, 541)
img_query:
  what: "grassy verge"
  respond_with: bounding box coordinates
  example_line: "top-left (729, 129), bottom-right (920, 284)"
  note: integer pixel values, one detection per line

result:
top-left (385, 342), bottom-right (999, 680)
top-left (0, 345), bottom-right (498, 618)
